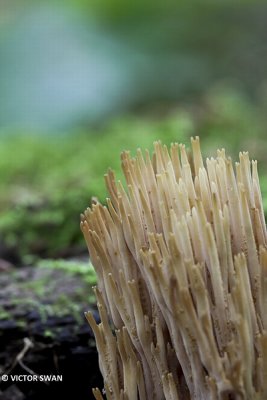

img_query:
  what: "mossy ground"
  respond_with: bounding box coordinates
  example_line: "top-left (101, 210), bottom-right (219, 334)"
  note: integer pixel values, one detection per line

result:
top-left (0, 260), bottom-right (102, 400)
top-left (0, 85), bottom-right (267, 266)
top-left (0, 259), bottom-right (97, 340)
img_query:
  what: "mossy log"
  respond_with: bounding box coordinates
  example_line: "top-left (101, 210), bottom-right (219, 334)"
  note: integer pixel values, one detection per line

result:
top-left (0, 263), bottom-right (102, 400)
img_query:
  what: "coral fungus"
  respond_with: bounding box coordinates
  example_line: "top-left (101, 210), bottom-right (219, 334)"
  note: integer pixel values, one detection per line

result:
top-left (81, 137), bottom-right (267, 400)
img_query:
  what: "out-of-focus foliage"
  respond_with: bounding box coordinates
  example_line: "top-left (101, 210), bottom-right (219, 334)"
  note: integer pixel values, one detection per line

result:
top-left (0, 1), bottom-right (267, 130)
top-left (0, 85), bottom-right (266, 264)
top-left (0, 113), bottom-right (191, 264)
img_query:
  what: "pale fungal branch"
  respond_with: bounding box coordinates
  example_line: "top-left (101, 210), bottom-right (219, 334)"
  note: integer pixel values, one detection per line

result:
top-left (81, 137), bottom-right (267, 400)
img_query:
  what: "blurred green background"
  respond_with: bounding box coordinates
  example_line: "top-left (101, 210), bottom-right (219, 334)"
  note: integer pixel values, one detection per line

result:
top-left (0, 0), bottom-right (267, 265)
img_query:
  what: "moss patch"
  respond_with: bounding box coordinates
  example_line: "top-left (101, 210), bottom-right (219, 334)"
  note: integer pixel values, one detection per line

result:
top-left (0, 88), bottom-right (266, 263)
top-left (0, 260), bottom-right (97, 338)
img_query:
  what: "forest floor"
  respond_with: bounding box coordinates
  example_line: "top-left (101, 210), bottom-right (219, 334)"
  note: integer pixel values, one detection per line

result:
top-left (0, 259), bottom-right (102, 400)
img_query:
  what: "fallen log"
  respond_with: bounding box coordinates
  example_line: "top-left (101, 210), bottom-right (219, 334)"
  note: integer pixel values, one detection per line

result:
top-left (0, 262), bottom-right (102, 400)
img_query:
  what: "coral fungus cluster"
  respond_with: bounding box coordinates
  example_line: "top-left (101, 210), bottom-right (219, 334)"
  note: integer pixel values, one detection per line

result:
top-left (81, 137), bottom-right (267, 400)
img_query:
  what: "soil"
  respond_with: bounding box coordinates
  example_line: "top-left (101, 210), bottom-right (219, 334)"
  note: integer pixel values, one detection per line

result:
top-left (0, 263), bottom-right (103, 400)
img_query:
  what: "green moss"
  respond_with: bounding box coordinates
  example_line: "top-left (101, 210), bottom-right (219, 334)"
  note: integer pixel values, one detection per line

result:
top-left (44, 329), bottom-right (54, 338)
top-left (37, 259), bottom-right (97, 285)
top-left (0, 308), bottom-right (10, 320)
top-left (2, 261), bottom-right (96, 329)
top-left (0, 89), bottom-right (266, 263)
top-left (19, 278), bottom-right (49, 297)
top-left (16, 320), bottom-right (27, 329)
